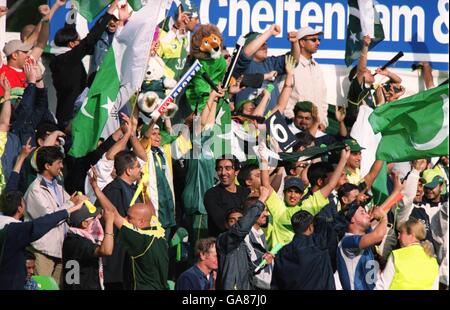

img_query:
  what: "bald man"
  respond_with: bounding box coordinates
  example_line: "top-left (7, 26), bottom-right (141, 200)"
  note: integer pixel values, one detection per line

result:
top-left (92, 178), bottom-right (169, 290)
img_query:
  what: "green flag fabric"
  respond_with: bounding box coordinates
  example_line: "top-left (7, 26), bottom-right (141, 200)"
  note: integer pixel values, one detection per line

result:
top-left (345, 0), bottom-right (385, 66)
top-left (73, 0), bottom-right (144, 22)
top-left (69, 1), bottom-right (164, 157)
top-left (369, 84), bottom-right (449, 162)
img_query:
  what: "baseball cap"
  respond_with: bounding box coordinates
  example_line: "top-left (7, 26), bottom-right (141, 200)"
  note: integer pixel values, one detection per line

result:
top-left (296, 27), bottom-right (323, 40)
top-left (3, 40), bottom-right (33, 57)
top-left (68, 205), bottom-right (102, 228)
top-left (421, 169), bottom-right (444, 189)
top-left (243, 32), bottom-right (261, 46)
top-left (342, 138), bottom-right (365, 152)
top-left (284, 177), bottom-right (304, 192)
top-left (235, 99), bottom-right (255, 112)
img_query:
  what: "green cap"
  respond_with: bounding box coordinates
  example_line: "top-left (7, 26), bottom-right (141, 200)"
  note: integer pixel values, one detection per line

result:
top-left (342, 138), bottom-right (365, 152)
top-left (244, 32), bottom-right (261, 46)
top-left (422, 169), bottom-right (444, 189)
top-left (235, 99), bottom-right (254, 113)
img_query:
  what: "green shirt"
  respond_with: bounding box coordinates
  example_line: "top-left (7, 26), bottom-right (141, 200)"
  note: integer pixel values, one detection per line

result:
top-left (118, 220), bottom-right (169, 290)
top-left (264, 190), bottom-right (329, 249)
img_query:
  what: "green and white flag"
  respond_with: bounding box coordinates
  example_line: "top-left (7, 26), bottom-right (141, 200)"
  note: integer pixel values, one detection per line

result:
top-left (69, 0), bottom-right (165, 158)
top-left (369, 84), bottom-right (449, 162)
top-left (345, 0), bottom-right (385, 66)
top-left (212, 99), bottom-right (233, 158)
top-left (73, 0), bottom-right (145, 22)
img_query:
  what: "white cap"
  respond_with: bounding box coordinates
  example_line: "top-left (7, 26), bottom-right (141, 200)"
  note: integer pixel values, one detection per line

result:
top-left (296, 27), bottom-right (323, 40)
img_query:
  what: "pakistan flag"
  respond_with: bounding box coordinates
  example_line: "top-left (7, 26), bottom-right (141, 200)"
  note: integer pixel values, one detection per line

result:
top-left (345, 0), bottom-right (385, 66)
top-left (369, 83), bottom-right (449, 162)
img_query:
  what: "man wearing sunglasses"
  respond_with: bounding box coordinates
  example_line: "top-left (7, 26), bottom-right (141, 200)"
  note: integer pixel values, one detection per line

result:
top-left (286, 27), bottom-right (328, 132)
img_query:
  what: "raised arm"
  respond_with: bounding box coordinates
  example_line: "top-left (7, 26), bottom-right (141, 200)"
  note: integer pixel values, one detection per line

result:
top-left (252, 88), bottom-right (271, 117)
top-left (364, 159), bottom-right (385, 190)
top-left (335, 106), bottom-right (348, 137)
top-left (319, 146), bottom-right (350, 197)
top-left (272, 54), bottom-right (296, 115)
top-left (288, 31), bottom-right (300, 62)
top-left (128, 109), bottom-right (148, 161)
top-left (0, 73), bottom-right (12, 132)
top-left (359, 206), bottom-right (388, 249)
top-left (89, 167), bottom-right (125, 229)
top-left (105, 117), bottom-right (131, 161)
top-left (94, 208), bottom-right (114, 256)
top-left (243, 24), bottom-right (280, 58)
top-left (201, 88), bottom-right (223, 129)
top-left (356, 35), bottom-right (371, 84)
top-left (5, 138), bottom-right (36, 192)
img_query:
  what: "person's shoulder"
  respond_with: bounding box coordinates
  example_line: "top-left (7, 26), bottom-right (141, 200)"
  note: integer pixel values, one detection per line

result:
top-left (237, 185), bottom-right (251, 196)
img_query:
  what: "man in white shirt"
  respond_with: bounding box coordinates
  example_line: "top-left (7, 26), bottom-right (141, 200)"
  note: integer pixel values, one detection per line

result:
top-left (286, 27), bottom-right (327, 130)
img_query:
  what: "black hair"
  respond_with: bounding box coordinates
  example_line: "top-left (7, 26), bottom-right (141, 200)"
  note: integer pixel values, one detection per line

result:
top-left (114, 150), bottom-right (138, 177)
top-left (215, 155), bottom-right (241, 171)
top-left (36, 146), bottom-right (64, 174)
top-left (337, 183), bottom-right (360, 205)
top-left (35, 122), bottom-right (59, 145)
top-left (25, 250), bottom-right (36, 261)
top-left (0, 191), bottom-right (24, 217)
top-left (293, 101), bottom-right (314, 116)
top-left (291, 210), bottom-right (314, 235)
top-left (291, 131), bottom-right (315, 152)
top-left (225, 208), bottom-right (243, 222)
top-left (54, 27), bottom-right (79, 47)
top-left (237, 164), bottom-right (259, 188)
top-left (307, 162), bottom-right (334, 187)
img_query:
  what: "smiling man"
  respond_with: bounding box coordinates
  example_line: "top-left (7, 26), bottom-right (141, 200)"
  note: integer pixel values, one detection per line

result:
top-left (204, 156), bottom-right (250, 237)
top-left (24, 146), bottom-right (87, 286)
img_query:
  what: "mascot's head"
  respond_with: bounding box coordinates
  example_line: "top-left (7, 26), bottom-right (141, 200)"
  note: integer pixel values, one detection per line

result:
top-left (191, 24), bottom-right (223, 60)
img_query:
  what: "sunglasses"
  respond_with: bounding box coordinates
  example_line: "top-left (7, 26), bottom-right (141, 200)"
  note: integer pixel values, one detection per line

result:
top-left (302, 37), bottom-right (321, 42)
top-left (223, 55), bottom-right (231, 60)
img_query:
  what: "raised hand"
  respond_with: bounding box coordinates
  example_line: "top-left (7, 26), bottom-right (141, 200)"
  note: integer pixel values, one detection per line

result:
top-left (284, 54), bottom-right (297, 75)
top-left (340, 145), bottom-right (351, 162)
top-left (107, 0), bottom-right (120, 15)
top-left (335, 106), bottom-right (346, 123)
top-left (287, 31), bottom-right (298, 43)
top-left (393, 173), bottom-right (404, 193)
top-left (38, 4), bottom-right (50, 17)
top-left (24, 63), bottom-right (37, 84)
top-left (19, 137), bottom-right (36, 158)
top-left (412, 159), bottom-right (428, 172)
top-left (0, 73), bottom-right (11, 95)
top-left (269, 24), bottom-right (281, 36)
top-left (363, 34), bottom-right (371, 47)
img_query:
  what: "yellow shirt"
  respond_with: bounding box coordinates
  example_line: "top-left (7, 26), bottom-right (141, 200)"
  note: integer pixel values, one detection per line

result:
top-left (264, 190), bottom-right (329, 250)
top-left (346, 167), bottom-right (363, 185)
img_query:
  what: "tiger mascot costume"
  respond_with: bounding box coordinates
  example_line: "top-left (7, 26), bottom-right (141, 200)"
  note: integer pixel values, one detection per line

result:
top-left (185, 24), bottom-right (227, 113)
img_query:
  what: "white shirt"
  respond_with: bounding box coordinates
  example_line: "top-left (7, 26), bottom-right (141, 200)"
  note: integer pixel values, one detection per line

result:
top-left (0, 215), bottom-right (20, 230)
top-left (288, 123), bottom-right (326, 138)
top-left (286, 55), bottom-right (328, 126)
